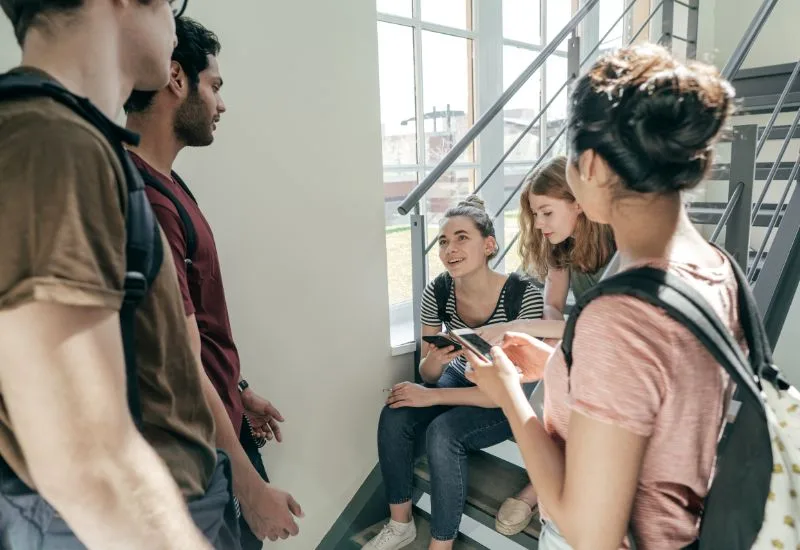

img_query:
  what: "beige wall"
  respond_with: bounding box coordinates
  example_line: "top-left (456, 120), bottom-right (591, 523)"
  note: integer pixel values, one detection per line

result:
top-left (707, 0), bottom-right (800, 68)
top-left (0, 1), bottom-right (414, 547)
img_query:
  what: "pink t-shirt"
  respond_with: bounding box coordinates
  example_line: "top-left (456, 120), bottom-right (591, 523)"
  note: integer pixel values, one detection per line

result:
top-left (541, 255), bottom-right (742, 549)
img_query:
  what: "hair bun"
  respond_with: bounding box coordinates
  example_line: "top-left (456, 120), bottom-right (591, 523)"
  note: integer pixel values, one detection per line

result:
top-left (573, 45), bottom-right (735, 194)
top-left (457, 194), bottom-right (487, 212)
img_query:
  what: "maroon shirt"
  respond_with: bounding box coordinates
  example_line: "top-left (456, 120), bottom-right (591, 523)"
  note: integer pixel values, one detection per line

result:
top-left (131, 152), bottom-right (245, 435)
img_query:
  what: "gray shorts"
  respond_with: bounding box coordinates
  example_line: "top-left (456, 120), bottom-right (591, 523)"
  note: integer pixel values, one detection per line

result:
top-left (0, 451), bottom-right (240, 550)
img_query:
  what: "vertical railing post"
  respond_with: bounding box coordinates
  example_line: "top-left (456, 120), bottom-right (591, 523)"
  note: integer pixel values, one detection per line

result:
top-left (725, 124), bottom-right (757, 270)
top-left (660, 0), bottom-right (674, 49)
top-left (410, 208), bottom-right (428, 381)
top-left (686, 0), bottom-right (699, 59)
top-left (567, 35), bottom-right (581, 87)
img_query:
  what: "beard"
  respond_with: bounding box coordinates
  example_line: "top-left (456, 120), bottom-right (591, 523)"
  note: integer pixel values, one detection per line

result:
top-left (174, 89), bottom-right (214, 147)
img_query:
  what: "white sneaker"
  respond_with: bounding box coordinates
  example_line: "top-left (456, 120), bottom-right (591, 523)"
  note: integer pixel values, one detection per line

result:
top-left (363, 519), bottom-right (417, 550)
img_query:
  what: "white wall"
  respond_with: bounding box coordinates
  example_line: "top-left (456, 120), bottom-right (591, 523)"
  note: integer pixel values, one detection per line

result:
top-left (1, 2), bottom-right (414, 547)
top-left (706, 0), bottom-right (800, 69)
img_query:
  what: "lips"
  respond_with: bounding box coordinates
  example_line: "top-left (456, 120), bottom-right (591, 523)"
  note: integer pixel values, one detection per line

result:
top-left (448, 258), bottom-right (465, 265)
top-left (543, 232), bottom-right (553, 239)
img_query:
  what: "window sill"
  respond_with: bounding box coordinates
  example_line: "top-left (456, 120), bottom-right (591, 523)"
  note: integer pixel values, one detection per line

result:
top-left (391, 341), bottom-right (416, 356)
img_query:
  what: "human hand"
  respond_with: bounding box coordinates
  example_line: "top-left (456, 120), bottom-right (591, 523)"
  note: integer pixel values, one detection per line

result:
top-left (463, 347), bottom-right (527, 410)
top-left (385, 382), bottom-right (438, 408)
top-left (476, 322), bottom-right (513, 345)
top-left (499, 332), bottom-right (554, 382)
top-left (240, 484), bottom-right (304, 541)
top-left (242, 389), bottom-right (284, 443)
top-left (424, 337), bottom-right (463, 367)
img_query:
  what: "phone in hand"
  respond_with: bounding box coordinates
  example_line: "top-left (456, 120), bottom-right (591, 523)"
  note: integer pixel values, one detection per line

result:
top-left (448, 328), bottom-right (493, 361)
top-left (422, 335), bottom-right (462, 351)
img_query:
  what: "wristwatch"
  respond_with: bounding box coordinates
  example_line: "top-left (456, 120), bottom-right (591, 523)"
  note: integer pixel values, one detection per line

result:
top-left (238, 379), bottom-right (249, 393)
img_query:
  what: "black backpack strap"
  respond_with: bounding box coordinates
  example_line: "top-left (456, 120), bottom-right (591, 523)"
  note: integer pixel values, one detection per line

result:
top-left (560, 265), bottom-right (773, 549)
top-left (503, 272), bottom-right (529, 321)
top-left (119, 153), bottom-right (163, 428)
top-left (561, 266), bottom-right (764, 401)
top-left (139, 169), bottom-right (198, 266)
top-left (432, 272), bottom-right (453, 324)
top-left (0, 72), bottom-right (161, 428)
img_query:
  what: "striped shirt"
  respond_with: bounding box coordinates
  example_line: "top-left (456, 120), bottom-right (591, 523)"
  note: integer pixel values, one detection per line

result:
top-left (421, 276), bottom-right (544, 375)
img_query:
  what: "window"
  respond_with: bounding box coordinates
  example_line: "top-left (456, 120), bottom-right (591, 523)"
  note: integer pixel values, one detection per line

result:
top-left (377, 1), bottom-right (577, 347)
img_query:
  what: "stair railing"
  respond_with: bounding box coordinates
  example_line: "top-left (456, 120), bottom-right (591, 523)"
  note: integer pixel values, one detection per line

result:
top-left (397, 0), bottom-right (705, 352)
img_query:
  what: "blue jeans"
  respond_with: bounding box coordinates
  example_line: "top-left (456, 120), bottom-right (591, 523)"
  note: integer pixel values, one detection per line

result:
top-left (378, 366), bottom-right (533, 541)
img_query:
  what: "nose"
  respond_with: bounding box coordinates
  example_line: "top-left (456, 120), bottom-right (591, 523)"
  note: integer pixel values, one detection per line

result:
top-left (218, 98), bottom-right (227, 114)
top-left (534, 216), bottom-right (545, 230)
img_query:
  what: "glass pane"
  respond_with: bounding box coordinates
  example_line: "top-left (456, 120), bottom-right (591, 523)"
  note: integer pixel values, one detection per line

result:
top-left (384, 171), bottom-right (418, 308)
top-left (377, 0), bottom-right (411, 18)
top-left (599, 0), bottom-right (625, 50)
top-left (503, 164), bottom-right (531, 276)
top-left (546, 0), bottom-right (572, 51)
top-left (378, 23), bottom-right (417, 166)
top-left (422, 32), bottom-right (474, 165)
top-left (545, 55), bottom-right (568, 124)
top-left (422, 0), bottom-right (471, 30)
top-left (503, 0), bottom-right (541, 44)
top-left (503, 46), bottom-right (541, 162)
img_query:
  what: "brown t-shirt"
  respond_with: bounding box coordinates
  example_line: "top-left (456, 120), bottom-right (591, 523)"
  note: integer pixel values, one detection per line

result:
top-left (0, 89), bottom-right (217, 498)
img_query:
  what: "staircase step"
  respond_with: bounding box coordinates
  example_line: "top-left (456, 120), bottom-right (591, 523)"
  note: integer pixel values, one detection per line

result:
top-left (688, 201), bottom-right (786, 227)
top-left (351, 515), bottom-right (488, 549)
top-left (414, 453), bottom-right (540, 548)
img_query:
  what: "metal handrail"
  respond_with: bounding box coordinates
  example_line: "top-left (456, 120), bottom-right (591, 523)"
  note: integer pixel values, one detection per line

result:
top-left (755, 59), bottom-right (800, 157)
top-left (705, 0), bottom-right (783, 241)
top-left (748, 151), bottom-right (800, 282)
top-left (710, 182), bottom-right (744, 242)
top-left (488, 1), bottom-right (667, 265)
top-left (396, 0), bottom-right (602, 216)
top-left (750, 106), bottom-right (800, 224)
top-left (721, 0), bottom-right (779, 80)
top-left (473, 0), bottom-right (640, 198)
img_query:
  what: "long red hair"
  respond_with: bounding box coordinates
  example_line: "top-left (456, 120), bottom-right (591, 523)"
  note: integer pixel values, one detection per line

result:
top-left (518, 156), bottom-right (615, 281)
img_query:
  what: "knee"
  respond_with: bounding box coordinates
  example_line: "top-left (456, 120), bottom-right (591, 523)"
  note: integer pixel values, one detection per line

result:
top-left (378, 405), bottom-right (414, 442)
top-left (425, 417), bottom-right (461, 463)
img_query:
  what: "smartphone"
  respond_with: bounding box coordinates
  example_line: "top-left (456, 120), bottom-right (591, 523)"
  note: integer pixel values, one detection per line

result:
top-left (422, 335), bottom-right (462, 351)
top-left (448, 328), bottom-right (493, 360)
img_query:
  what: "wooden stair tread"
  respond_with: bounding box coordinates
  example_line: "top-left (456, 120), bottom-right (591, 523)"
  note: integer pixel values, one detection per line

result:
top-left (414, 452), bottom-right (540, 540)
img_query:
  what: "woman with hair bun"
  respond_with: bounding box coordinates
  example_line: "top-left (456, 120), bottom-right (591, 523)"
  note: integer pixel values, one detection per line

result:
top-left (363, 195), bottom-right (545, 550)
top-left (465, 44), bottom-right (738, 549)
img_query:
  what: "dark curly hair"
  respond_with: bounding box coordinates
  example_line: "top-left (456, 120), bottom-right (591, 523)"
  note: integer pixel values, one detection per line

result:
top-left (124, 15), bottom-right (220, 114)
top-left (568, 44), bottom-right (735, 195)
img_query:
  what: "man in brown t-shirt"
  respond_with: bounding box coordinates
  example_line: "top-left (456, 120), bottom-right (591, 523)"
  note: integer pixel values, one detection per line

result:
top-left (0, 1), bottom-right (231, 549)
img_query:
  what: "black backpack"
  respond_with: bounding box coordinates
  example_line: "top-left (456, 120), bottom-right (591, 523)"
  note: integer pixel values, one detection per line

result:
top-left (138, 169), bottom-right (199, 269)
top-left (561, 245), bottom-right (781, 550)
top-left (433, 271), bottom-right (530, 323)
top-left (0, 72), bottom-right (163, 428)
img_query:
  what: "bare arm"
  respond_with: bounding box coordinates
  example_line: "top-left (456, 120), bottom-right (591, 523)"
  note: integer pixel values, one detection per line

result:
top-left (0, 303), bottom-right (211, 550)
top-left (418, 325), bottom-right (460, 384)
top-left (543, 268), bottom-right (570, 320)
top-left (185, 315), bottom-right (301, 541)
top-left (431, 386), bottom-right (497, 408)
top-left (185, 315), bottom-right (264, 504)
top-left (502, 392), bottom-right (646, 550)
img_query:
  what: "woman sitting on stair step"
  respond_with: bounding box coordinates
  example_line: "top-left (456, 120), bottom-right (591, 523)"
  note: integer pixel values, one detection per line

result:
top-left (362, 195), bottom-right (545, 550)
top-left (477, 155), bottom-right (616, 538)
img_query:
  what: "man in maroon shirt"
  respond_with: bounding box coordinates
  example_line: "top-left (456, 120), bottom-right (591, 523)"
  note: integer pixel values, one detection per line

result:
top-left (123, 17), bottom-right (302, 548)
